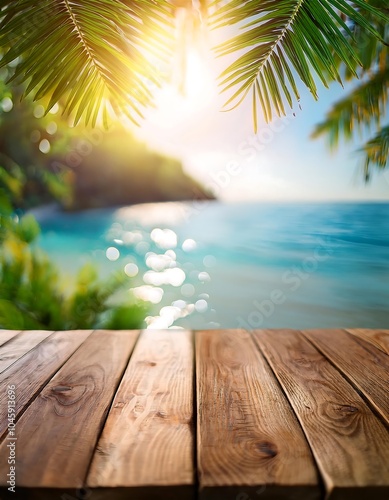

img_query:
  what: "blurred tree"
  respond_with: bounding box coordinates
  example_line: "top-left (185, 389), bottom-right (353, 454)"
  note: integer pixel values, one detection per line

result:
top-left (0, 166), bottom-right (148, 330)
top-left (0, 58), bottom-right (212, 210)
top-left (312, 0), bottom-right (388, 179)
top-left (0, 59), bottom-right (74, 209)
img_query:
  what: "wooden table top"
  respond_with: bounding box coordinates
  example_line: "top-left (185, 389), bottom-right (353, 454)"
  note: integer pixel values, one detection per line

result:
top-left (0, 328), bottom-right (388, 499)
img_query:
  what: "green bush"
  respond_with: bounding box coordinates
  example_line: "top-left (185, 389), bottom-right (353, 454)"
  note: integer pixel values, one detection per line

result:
top-left (0, 166), bottom-right (148, 330)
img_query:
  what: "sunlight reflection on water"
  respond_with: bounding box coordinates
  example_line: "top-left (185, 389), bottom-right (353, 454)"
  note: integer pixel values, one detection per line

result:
top-left (78, 202), bottom-right (216, 329)
top-left (35, 201), bottom-right (389, 330)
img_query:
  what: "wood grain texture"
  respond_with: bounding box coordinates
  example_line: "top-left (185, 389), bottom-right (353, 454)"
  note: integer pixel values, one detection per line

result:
top-left (0, 330), bottom-right (21, 348)
top-left (0, 330), bottom-right (139, 489)
top-left (196, 329), bottom-right (319, 500)
top-left (87, 329), bottom-right (194, 498)
top-left (0, 330), bottom-right (92, 439)
top-left (302, 328), bottom-right (389, 423)
top-left (0, 330), bottom-right (53, 374)
top-left (346, 328), bottom-right (389, 356)
top-left (255, 329), bottom-right (389, 500)
top-left (0, 328), bottom-right (388, 500)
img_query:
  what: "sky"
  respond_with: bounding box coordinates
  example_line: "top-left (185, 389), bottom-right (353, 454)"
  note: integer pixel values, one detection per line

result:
top-left (130, 26), bottom-right (389, 203)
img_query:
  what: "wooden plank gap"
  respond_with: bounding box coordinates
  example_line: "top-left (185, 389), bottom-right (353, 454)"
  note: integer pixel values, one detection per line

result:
top-left (0, 330), bottom-right (140, 490)
top-left (250, 331), bottom-right (327, 498)
top-left (191, 329), bottom-right (200, 497)
top-left (0, 330), bottom-right (94, 440)
top-left (87, 329), bottom-right (195, 500)
top-left (196, 329), bottom-right (320, 500)
top-left (0, 330), bottom-right (54, 374)
top-left (302, 329), bottom-right (389, 425)
top-left (255, 329), bottom-right (389, 500)
top-left (345, 329), bottom-right (389, 356)
top-left (81, 330), bottom-right (145, 485)
top-left (0, 330), bottom-right (22, 348)
top-left (303, 333), bottom-right (389, 431)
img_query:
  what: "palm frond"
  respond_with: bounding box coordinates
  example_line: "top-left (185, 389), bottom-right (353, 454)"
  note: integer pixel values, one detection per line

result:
top-left (0, 0), bottom-right (174, 126)
top-left (361, 125), bottom-right (389, 179)
top-left (332, 0), bottom-right (388, 79)
top-left (311, 67), bottom-right (389, 147)
top-left (213, 0), bottom-right (389, 131)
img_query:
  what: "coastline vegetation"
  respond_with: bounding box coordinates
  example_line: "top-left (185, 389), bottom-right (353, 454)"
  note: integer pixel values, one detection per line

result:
top-left (0, 165), bottom-right (148, 331)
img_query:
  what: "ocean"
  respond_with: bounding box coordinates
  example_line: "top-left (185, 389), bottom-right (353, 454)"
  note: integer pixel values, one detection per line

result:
top-left (34, 201), bottom-right (389, 330)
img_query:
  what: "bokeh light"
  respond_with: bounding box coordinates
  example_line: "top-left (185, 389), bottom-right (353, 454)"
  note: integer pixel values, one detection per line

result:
top-left (124, 263), bottom-right (139, 277)
top-left (39, 139), bottom-right (51, 154)
top-left (106, 247), bottom-right (120, 261)
top-left (1, 97), bottom-right (13, 112)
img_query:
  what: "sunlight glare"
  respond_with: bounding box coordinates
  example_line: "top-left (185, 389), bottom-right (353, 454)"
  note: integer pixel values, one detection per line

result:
top-left (139, 49), bottom-right (216, 131)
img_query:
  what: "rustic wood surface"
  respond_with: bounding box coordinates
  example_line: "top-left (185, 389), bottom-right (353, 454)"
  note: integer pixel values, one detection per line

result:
top-left (0, 329), bottom-right (92, 438)
top-left (0, 330), bottom-right (21, 348)
top-left (255, 329), bottom-right (389, 500)
top-left (87, 330), bottom-right (195, 498)
top-left (346, 328), bottom-right (389, 355)
top-left (302, 329), bottom-right (389, 423)
top-left (196, 329), bottom-right (319, 499)
top-left (0, 330), bottom-right (53, 374)
top-left (0, 328), bottom-right (388, 500)
top-left (0, 330), bottom-right (139, 488)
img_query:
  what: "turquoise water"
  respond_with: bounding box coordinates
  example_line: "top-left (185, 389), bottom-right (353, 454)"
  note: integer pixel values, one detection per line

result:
top-left (34, 201), bottom-right (389, 330)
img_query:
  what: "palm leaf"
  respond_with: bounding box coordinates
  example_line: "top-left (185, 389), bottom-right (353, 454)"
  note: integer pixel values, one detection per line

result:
top-left (213, 0), bottom-right (389, 131)
top-left (311, 67), bottom-right (389, 147)
top-left (0, 0), bottom-right (174, 126)
top-left (332, 0), bottom-right (389, 79)
top-left (311, 1), bottom-right (388, 179)
top-left (361, 125), bottom-right (389, 179)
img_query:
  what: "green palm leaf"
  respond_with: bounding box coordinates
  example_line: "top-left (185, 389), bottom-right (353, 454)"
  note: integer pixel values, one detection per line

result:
top-left (0, 0), bottom-right (174, 126)
top-left (311, 0), bottom-right (388, 177)
top-left (331, 0), bottom-right (388, 79)
top-left (213, 0), bottom-right (388, 131)
top-left (311, 67), bottom-right (389, 147)
top-left (361, 125), bottom-right (389, 178)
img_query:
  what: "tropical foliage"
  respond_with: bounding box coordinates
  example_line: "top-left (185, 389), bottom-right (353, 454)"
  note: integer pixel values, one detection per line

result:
top-left (312, 0), bottom-right (388, 178)
top-left (0, 58), bottom-right (209, 211)
top-left (0, 167), bottom-right (147, 330)
top-left (0, 0), bottom-right (387, 133)
top-left (0, 0), bottom-right (174, 127)
top-left (213, 0), bottom-right (387, 130)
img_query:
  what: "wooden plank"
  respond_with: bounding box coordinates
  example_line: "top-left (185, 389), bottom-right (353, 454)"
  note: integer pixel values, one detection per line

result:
top-left (0, 330), bottom-right (139, 490)
top-left (346, 328), bottom-right (389, 356)
top-left (302, 328), bottom-right (389, 423)
top-left (0, 330), bottom-right (21, 348)
top-left (0, 330), bottom-right (53, 374)
top-left (255, 329), bottom-right (389, 500)
top-left (0, 330), bottom-right (93, 438)
top-left (196, 329), bottom-right (320, 500)
top-left (87, 329), bottom-right (194, 500)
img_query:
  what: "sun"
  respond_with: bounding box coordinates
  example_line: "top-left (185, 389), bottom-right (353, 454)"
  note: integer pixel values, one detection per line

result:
top-left (134, 48), bottom-right (217, 133)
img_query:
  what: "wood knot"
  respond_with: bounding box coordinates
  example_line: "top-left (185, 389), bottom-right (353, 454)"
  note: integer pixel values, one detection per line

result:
top-left (336, 404), bottom-right (359, 414)
top-left (52, 386), bottom-right (72, 393)
top-left (134, 403), bottom-right (145, 413)
top-left (138, 360), bottom-right (157, 367)
top-left (96, 446), bottom-right (109, 457)
top-left (255, 441), bottom-right (278, 458)
top-left (293, 357), bottom-right (310, 368)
